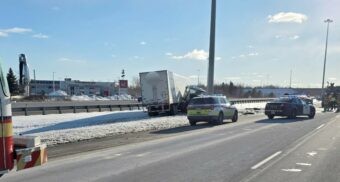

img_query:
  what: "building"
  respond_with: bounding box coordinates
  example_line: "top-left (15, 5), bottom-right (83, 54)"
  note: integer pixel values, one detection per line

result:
top-left (30, 78), bottom-right (116, 96)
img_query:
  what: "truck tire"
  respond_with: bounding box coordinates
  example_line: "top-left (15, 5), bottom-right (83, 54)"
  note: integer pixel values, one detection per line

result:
top-left (170, 104), bottom-right (178, 116)
top-left (232, 111), bottom-right (238, 122)
top-left (189, 120), bottom-right (196, 126)
top-left (148, 112), bottom-right (158, 117)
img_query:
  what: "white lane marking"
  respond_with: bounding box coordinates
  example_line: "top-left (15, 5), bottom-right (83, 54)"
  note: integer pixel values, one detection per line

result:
top-left (136, 152), bottom-right (151, 157)
top-left (307, 151), bottom-right (317, 157)
top-left (296, 163), bottom-right (312, 166)
top-left (103, 153), bottom-right (123, 159)
top-left (316, 124), bottom-right (325, 130)
top-left (251, 151), bottom-right (282, 170)
top-left (243, 128), bottom-right (252, 131)
top-left (282, 168), bottom-right (302, 172)
top-left (317, 148), bottom-right (328, 151)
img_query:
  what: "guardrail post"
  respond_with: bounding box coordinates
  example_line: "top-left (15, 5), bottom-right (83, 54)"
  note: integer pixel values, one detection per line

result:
top-left (42, 107), bottom-right (46, 115)
top-left (73, 106), bottom-right (76, 113)
top-left (86, 106), bottom-right (89, 113)
top-left (58, 107), bottom-right (62, 114)
top-left (129, 105), bottom-right (132, 110)
top-left (24, 107), bottom-right (28, 116)
top-left (137, 105), bottom-right (140, 110)
top-left (119, 105), bottom-right (122, 111)
top-left (98, 105), bottom-right (102, 112)
top-left (109, 105), bottom-right (113, 111)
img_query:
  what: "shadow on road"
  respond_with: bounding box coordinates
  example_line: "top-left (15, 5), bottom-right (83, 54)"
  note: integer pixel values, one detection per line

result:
top-left (152, 122), bottom-right (233, 135)
top-left (256, 117), bottom-right (310, 124)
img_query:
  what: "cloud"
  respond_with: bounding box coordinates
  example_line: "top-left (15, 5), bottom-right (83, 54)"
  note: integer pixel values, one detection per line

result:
top-left (268, 12), bottom-right (308, 23)
top-left (165, 52), bottom-right (173, 56)
top-left (225, 77), bottom-right (241, 80)
top-left (140, 41), bottom-right (147, 45)
top-left (216, 57), bottom-right (222, 61)
top-left (171, 49), bottom-right (208, 61)
top-left (248, 52), bottom-right (259, 56)
top-left (1, 27), bottom-right (32, 33)
top-left (58, 57), bottom-right (86, 63)
top-left (290, 35), bottom-right (300, 40)
top-left (33, 33), bottom-right (49, 39)
top-left (0, 32), bottom-right (8, 37)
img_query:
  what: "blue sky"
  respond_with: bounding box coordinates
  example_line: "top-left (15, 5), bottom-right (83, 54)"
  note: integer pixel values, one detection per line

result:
top-left (0, 0), bottom-right (339, 88)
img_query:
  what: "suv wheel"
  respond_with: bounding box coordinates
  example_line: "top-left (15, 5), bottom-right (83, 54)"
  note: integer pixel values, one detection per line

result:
top-left (232, 111), bottom-right (238, 122)
top-left (289, 109), bottom-right (297, 119)
top-left (267, 115), bottom-right (274, 119)
top-left (308, 108), bottom-right (315, 119)
top-left (217, 112), bottom-right (224, 125)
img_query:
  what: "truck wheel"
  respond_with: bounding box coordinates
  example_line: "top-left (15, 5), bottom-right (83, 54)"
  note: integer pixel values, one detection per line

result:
top-left (148, 112), bottom-right (158, 116)
top-left (267, 115), bottom-right (274, 119)
top-left (170, 104), bottom-right (178, 116)
top-left (189, 120), bottom-right (196, 126)
top-left (232, 111), bottom-right (238, 122)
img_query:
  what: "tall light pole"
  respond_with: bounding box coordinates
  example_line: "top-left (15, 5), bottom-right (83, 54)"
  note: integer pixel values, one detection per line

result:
top-left (52, 72), bottom-right (55, 93)
top-left (207, 0), bottom-right (216, 95)
top-left (321, 19), bottom-right (333, 97)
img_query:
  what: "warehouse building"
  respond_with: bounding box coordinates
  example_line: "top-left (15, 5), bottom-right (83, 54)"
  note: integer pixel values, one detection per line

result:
top-left (30, 78), bottom-right (116, 96)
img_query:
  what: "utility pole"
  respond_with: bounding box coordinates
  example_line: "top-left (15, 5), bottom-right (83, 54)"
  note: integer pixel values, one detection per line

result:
top-left (321, 19), bottom-right (333, 97)
top-left (53, 72), bottom-right (55, 93)
top-left (289, 70), bottom-right (292, 88)
top-left (197, 69), bottom-right (200, 86)
top-left (207, 0), bottom-right (216, 95)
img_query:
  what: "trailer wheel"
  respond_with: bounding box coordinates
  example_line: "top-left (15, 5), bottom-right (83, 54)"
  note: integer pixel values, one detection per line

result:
top-left (170, 104), bottom-right (178, 116)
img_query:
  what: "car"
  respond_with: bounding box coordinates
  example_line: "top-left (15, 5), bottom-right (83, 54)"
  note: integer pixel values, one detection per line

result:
top-left (265, 97), bottom-right (316, 119)
top-left (187, 96), bottom-right (238, 126)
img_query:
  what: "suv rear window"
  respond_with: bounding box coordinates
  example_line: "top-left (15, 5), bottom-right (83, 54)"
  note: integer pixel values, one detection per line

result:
top-left (272, 98), bottom-right (293, 103)
top-left (190, 97), bottom-right (219, 105)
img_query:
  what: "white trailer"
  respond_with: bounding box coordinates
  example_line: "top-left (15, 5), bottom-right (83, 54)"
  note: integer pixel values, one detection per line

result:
top-left (139, 70), bottom-right (189, 116)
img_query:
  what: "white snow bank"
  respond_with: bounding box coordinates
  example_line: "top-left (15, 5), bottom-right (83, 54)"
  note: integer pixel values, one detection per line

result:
top-left (70, 94), bottom-right (134, 101)
top-left (48, 90), bottom-right (68, 96)
top-left (13, 111), bottom-right (188, 146)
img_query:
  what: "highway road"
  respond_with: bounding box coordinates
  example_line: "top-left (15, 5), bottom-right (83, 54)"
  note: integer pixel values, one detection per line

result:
top-left (3, 112), bottom-right (340, 182)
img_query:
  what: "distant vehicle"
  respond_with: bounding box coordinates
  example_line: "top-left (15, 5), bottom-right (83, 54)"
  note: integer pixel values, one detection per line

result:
top-left (187, 96), bottom-right (238, 125)
top-left (140, 70), bottom-right (206, 116)
top-left (265, 97), bottom-right (315, 119)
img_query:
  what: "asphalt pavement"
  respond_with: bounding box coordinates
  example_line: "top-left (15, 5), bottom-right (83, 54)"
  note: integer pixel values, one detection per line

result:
top-left (2, 112), bottom-right (339, 182)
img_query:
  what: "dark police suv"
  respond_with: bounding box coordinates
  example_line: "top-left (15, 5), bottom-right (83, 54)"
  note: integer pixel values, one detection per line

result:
top-left (265, 97), bottom-right (316, 119)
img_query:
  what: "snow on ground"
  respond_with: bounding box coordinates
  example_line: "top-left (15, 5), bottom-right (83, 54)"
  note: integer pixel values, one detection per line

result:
top-left (12, 102), bottom-right (268, 146)
top-left (13, 111), bottom-right (189, 146)
top-left (70, 94), bottom-right (135, 101)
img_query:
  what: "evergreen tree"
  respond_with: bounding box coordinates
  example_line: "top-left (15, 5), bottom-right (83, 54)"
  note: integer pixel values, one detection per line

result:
top-left (6, 68), bottom-right (19, 95)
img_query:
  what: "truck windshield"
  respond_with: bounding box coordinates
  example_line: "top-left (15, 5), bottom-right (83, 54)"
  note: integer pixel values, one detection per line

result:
top-left (0, 61), bottom-right (10, 97)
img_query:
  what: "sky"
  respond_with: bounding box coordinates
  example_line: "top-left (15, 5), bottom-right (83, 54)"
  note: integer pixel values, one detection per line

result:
top-left (0, 0), bottom-right (339, 88)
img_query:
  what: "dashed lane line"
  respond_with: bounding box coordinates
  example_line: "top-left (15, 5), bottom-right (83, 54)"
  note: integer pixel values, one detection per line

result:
top-left (251, 151), bottom-right (282, 170)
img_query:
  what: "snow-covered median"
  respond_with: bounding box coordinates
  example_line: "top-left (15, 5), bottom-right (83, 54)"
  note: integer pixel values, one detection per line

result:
top-left (13, 111), bottom-right (189, 146)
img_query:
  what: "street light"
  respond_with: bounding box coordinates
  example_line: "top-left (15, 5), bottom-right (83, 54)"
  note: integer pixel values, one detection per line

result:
top-left (207, 0), bottom-right (216, 94)
top-left (321, 19), bottom-right (333, 97)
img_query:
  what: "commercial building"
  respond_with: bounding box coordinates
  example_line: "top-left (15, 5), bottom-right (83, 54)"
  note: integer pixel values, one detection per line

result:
top-left (30, 78), bottom-right (116, 96)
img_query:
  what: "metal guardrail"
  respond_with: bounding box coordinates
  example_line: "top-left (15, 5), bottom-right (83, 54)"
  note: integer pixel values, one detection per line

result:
top-left (12, 101), bottom-right (143, 116)
top-left (12, 98), bottom-right (275, 116)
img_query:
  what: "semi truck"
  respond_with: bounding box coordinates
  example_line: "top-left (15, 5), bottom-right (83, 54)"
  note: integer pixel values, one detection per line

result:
top-left (139, 70), bottom-right (206, 116)
top-left (0, 59), bottom-right (47, 177)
